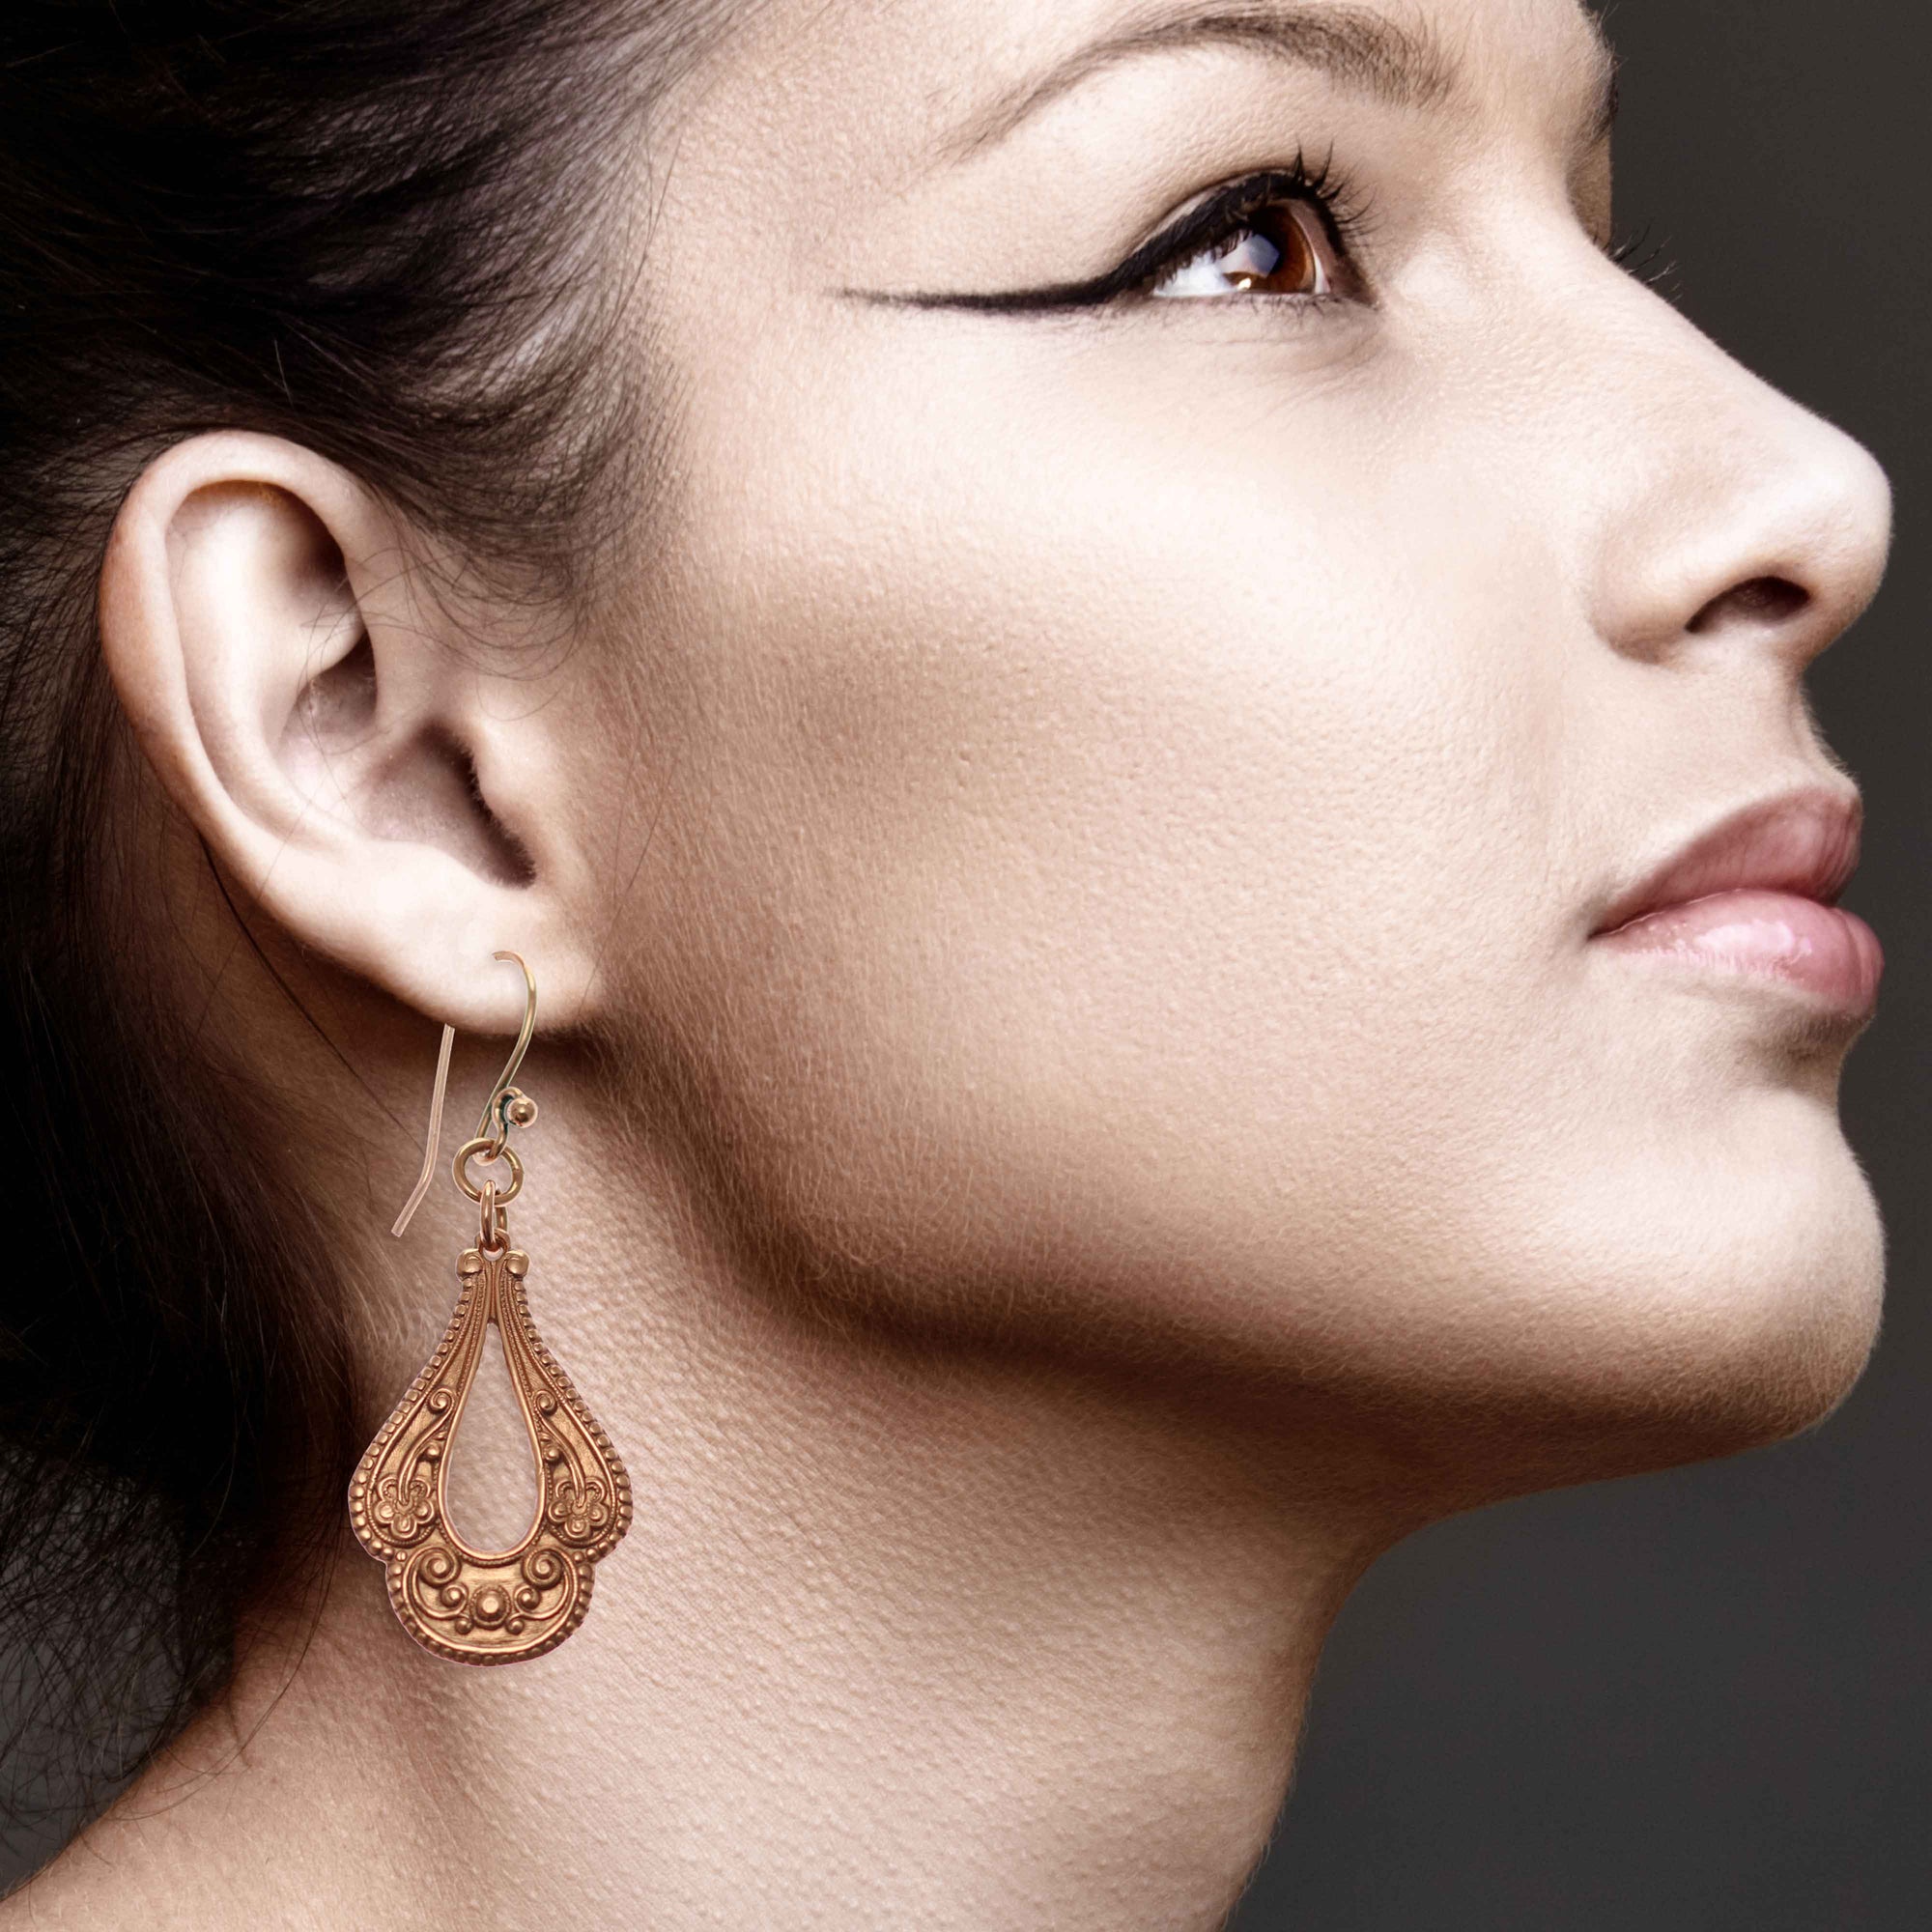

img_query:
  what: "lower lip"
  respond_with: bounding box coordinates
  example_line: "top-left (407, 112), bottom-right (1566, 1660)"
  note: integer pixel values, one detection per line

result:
top-left (1592, 890), bottom-right (1884, 1016)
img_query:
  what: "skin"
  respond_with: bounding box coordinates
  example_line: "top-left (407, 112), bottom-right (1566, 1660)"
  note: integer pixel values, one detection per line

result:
top-left (7, 0), bottom-right (1892, 1926)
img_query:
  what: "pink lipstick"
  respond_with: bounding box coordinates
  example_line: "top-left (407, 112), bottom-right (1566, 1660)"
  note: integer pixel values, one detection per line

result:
top-left (1590, 786), bottom-right (1882, 1018)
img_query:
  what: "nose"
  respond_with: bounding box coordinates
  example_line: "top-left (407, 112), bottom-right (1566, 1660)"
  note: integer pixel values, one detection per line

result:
top-left (1580, 294), bottom-right (1893, 679)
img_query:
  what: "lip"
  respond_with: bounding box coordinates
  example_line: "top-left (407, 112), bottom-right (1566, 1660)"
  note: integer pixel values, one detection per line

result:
top-left (1589, 785), bottom-right (1882, 1016)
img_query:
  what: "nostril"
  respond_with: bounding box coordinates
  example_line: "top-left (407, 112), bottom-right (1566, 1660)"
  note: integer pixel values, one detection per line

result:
top-left (1687, 574), bottom-right (1810, 635)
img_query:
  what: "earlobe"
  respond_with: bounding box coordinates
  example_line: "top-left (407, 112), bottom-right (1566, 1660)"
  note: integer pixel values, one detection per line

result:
top-left (98, 432), bottom-right (595, 1034)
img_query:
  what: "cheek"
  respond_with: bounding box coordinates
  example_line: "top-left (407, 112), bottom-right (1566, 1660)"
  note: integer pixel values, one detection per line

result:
top-left (609, 314), bottom-right (1880, 1453)
top-left (626, 324), bottom-right (1588, 1352)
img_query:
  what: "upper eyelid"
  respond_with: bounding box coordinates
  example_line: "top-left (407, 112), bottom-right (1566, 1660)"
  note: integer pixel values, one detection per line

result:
top-left (1151, 186), bottom-right (1337, 282)
top-left (1136, 175), bottom-right (1349, 291)
top-left (849, 101), bottom-right (1627, 314)
top-left (1034, 163), bottom-right (1363, 308)
top-left (1134, 182), bottom-right (1293, 286)
top-left (836, 159), bottom-right (1369, 314)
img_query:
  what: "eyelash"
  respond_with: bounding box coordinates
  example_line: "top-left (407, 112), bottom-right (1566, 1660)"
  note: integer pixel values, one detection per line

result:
top-left (882, 156), bottom-right (1663, 314)
top-left (1113, 151), bottom-right (1372, 306)
top-left (903, 150), bottom-right (1372, 315)
top-left (1607, 219), bottom-right (1677, 293)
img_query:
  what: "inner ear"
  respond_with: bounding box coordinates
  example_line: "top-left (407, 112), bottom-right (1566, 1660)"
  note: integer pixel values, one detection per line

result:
top-left (357, 722), bottom-right (537, 889)
top-left (236, 495), bottom-right (534, 892)
top-left (286, 626), bottom-right (379, 757)
top-left (277, 623), bottom-right (536, 890)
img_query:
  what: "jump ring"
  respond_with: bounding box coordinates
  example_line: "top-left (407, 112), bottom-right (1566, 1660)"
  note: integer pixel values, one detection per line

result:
top-left (454, 1135), bottom-right (524, 1205)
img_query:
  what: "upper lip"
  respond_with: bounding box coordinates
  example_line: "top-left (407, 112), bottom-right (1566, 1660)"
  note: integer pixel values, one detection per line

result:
top-left (1590, 784), bottom-right (1864, 937)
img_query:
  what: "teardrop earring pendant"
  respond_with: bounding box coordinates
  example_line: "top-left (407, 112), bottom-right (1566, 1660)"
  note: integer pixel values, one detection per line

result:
top-left (348, 952), bottom-right (632, 1664)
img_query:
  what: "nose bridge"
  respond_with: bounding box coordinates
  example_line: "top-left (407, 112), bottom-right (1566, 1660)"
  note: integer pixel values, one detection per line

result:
top-left (1557, 267), bottom-right (1892, 670)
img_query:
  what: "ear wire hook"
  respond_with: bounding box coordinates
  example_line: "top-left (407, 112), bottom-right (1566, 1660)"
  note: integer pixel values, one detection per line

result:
top-left (391, 950), bottom-right (539, 1237)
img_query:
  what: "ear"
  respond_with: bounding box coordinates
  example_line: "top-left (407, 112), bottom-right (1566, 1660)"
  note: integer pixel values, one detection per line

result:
top-left (99, 432), bottom-right (601, 1033)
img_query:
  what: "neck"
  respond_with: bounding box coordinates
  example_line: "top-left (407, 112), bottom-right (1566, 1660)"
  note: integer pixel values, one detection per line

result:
top-left (17, 1089), bottom-right (1393, 1932)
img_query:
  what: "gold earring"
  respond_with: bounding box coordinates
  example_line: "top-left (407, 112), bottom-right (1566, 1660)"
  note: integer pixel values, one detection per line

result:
top-left (348, 951), bottom-right (632, 1663)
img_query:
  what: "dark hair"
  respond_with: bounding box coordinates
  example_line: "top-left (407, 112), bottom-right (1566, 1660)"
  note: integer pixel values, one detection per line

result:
top-left (0, 0), bottom-right (712, 1857)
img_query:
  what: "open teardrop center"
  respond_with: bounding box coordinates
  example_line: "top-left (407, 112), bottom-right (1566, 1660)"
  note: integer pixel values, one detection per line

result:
top-left (440, 1315), bottom-right (542, 1553)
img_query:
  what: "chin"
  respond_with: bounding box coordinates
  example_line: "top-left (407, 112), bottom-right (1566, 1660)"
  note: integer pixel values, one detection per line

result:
top-left (1421, 1141), bottom-right (1889, 1506)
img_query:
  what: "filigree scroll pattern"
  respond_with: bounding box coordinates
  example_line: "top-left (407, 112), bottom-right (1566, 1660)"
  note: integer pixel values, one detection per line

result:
top-left (348, 1245), bottom-right (632, 1664)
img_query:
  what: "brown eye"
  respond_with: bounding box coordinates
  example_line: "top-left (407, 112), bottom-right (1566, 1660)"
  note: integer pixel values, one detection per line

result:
top-left (1150, 198), bottom-right (1334, 300)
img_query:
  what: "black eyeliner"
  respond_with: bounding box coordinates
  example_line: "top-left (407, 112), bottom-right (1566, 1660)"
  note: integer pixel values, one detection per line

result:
top-left (848, 150), bottom-right (1367, 315)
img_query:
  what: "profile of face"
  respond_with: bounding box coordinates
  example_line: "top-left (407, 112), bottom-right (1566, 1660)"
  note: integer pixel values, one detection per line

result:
top-left (109, 0), bottom-right (1894, 1517)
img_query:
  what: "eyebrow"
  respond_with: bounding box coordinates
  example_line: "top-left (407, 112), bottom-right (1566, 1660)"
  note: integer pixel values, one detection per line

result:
top-left (937, 1), bottom-right (1621, 165)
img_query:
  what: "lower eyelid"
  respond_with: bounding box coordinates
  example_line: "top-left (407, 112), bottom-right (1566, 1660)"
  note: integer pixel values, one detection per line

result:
top-left (1124, 287), bottom-right (1355, 322)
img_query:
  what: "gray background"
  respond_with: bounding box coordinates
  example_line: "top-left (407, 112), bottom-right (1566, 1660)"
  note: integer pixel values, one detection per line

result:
top-left (4, 0), bottom-right (1923, 1919)
top-left (1234, 2), bottom-right (1930, 1926)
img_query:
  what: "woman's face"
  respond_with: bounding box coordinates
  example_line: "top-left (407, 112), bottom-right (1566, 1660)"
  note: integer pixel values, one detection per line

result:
top-left (570, 0), bottom-right (1893, 1492)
